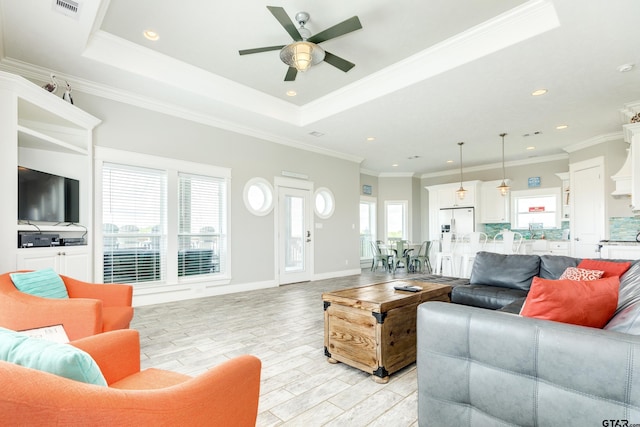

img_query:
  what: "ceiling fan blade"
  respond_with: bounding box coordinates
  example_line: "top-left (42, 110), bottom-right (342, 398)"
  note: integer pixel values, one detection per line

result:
top-left (267, 6), bottom-right (302, 41)
top-left (284, 67), bottom-right (298, 81)
top-left (239, 45), bottom-right (286, 55)
top-left (323, 51), bottom-right (355, 73)
top-left (307, 16), bottom-right (362, 44)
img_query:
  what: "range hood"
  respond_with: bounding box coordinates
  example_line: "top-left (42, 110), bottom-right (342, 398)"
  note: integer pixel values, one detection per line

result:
top-left (611, 146), bottom-right (632, 197)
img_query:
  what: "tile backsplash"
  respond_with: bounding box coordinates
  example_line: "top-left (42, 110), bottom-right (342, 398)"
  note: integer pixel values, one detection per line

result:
top-left (609, 217), bottom-right (640, 241)
top-left (482, 221), bottom-right (570, 240)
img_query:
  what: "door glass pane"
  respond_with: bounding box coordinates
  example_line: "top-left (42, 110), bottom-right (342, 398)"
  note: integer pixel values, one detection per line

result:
top-left (360, 201), bottom-right (376, 258)
top-left (285, 195), bottom-right (304, 272)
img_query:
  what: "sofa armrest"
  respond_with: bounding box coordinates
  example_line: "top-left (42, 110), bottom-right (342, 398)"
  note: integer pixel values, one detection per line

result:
top-left (62, 275), bottom-right (133, 307)
top-left (417, 302), bottom-right (640, 426)
top-left (0, 291), bottom-right (102, 341)
top-left (71, 329), bottom-right (141, 385)
top-left (1, 354), bottom-right (261, 426)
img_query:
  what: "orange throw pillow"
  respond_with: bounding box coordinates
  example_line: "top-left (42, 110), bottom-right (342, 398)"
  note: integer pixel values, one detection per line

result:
top-left (520, 276), bottom-right (619, 328)
top-left (577, 259), bottom-right (631, 278)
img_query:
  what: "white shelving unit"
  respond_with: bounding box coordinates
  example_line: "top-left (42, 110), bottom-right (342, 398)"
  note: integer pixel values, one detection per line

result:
top-left (0, 71), bottom-right (100, 280)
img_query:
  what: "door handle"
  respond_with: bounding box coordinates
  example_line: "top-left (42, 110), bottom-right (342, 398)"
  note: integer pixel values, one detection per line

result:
top-left (306, 231), bottom-right (311, 238)
top-left (574, 237), bottom-right (580, 241)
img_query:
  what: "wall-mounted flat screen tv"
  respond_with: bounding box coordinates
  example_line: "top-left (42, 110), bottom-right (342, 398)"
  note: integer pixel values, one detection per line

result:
top-left (18, 166), bottom-right (80, 223)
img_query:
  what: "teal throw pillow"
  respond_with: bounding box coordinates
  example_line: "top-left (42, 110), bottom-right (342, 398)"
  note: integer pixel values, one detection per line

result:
top-left (10, 268), bottom-right (69, 299)
top-left (0, 327), bottom-right (107, 386)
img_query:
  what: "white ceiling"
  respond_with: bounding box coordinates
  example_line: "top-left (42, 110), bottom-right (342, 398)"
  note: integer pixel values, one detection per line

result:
top-left (1, 0), bottom-right (639, 175)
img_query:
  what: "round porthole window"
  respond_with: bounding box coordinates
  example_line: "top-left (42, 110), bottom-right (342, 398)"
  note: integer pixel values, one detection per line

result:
top-left (314, 187), bottom-right (335, 219)
top-left (243, 178), bottom-right (274, 216)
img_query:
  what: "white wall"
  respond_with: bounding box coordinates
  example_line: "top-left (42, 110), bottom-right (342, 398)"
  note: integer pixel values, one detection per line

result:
top-left (76, 93), bottom-right (361, 297)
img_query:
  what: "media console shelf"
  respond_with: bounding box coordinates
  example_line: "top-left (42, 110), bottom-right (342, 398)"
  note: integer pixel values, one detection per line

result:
top-left (0, 70), bottom-right (101, 280)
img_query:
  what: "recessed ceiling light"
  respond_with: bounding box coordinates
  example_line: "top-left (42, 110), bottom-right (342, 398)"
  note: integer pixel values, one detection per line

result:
top-left (617, 63), bottom-right (635, 73)
top-left (556, 124), bottom-right (569, 130)
top-left (392, 163), bottom-right (398, 167)
top-left (531, 89), bottom-right (547, 96)
top-left (407, 155), bottom-right (420, 160)
top-left (143, 30), bottom-right (159, 41)
top-left (446, 160), bottom-right (454, 163)
top-left (366, 137), bottom-right (376, 141)
top-left (309, 131), bottom-right (324, 137)
top-left (286, 90), bottom-right (297, 97)
top-left (526, 146), bottom-right (536, 150)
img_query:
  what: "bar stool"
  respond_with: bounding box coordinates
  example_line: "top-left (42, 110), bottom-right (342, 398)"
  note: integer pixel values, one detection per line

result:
top-left (460, 232), bottom-right (488, 278)
top-left (435, 233), bottom-right (458, 276)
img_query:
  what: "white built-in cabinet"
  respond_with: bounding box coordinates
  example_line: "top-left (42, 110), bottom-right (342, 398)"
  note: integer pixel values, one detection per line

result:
top-left (479, 180), bottom-right (510, 223)
top-left (626, 123), bottom-right (640, 212)
top-left (0, 71), bottom-right (100, 280)
top-left (16, 247), bottom-right (89, 279)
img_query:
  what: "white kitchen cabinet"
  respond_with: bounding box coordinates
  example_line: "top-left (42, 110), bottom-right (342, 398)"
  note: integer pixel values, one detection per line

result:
top-left (436, 183), bottom-right (476, 208)
top-left (479, 180), bottom-right (510, 223)
top-left (626, 123), bottom-right (640, 212)
top-left (601, 245), bottom-right (640, 260)
top-left (548, 241), bottom-right (570, 256)
top-left (16, 246), bottom-right (90, 281)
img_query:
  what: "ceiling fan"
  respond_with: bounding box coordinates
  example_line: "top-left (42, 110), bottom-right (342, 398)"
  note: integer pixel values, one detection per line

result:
top-left (239, 6), bottom-right (362, 81)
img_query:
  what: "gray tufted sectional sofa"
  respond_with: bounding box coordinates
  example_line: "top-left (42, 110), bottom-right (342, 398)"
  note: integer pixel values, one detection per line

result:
top-left (416, 251), bottom-right (640, 426)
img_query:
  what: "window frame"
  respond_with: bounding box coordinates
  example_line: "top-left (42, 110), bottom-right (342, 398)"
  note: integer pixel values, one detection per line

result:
top-left (511, 188), bottom-right (561, 230)
top-left (384, 200), bottom-right (408, 242)
top-left (94, 147), bottom-right (231, 288)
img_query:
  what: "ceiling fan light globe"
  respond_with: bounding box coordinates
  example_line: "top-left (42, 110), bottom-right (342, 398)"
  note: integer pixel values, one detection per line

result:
top-left (280, 42), bottom-right (325, 72)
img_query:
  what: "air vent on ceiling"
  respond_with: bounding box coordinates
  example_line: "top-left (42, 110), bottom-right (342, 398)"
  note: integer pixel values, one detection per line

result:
top-left (52, 0), bottom-right (81, 19)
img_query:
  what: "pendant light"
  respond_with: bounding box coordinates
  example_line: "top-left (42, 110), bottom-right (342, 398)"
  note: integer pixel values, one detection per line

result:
top-left (497, 133), bottom-right (511, 196)
top-left (456, 142), bottom-right (467, 200)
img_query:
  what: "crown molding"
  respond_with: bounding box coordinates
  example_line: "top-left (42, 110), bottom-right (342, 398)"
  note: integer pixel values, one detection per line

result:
top-left (562, 131), bottom-right (624, 153)
top-left (420, 152), bottom-right (569, 179)
top-left (378, 172), bottom-right (417, 178)
top-left (359, 168), bottom-right (379, 177)
top-left (0, 58), bottom-right (364, 164)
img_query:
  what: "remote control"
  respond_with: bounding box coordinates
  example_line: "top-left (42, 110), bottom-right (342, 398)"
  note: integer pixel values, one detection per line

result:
top-left (394, 285), bottom-right (422, 292)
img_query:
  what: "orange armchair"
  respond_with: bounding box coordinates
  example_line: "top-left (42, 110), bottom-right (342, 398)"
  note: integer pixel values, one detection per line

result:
top-left (0, 329), bottom-right (262, 426)
top-left (0, 272), bottom-right (133, 341)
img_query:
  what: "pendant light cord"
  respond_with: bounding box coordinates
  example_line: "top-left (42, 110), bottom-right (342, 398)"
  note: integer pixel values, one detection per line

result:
top-left (500, 133), bottom-right (506, 180)
top-left (458, 142), bottom-right (464, 185)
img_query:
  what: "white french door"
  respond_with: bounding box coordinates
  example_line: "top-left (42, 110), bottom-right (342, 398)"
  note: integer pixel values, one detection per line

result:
top-left (276, 179), bottom-right (313, 285)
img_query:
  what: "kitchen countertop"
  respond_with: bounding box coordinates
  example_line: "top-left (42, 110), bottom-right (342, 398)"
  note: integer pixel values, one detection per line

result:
top-left (599, 240), bottom-right (640, 246)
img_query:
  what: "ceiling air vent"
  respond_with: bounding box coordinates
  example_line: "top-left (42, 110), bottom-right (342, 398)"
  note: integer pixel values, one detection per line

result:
top-left (52, 0), bottom-right (81, 19)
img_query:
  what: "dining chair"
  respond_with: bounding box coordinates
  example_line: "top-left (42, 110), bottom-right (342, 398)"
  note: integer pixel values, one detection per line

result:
top-left (370, 241), bottom-right (389, 272)
top-left (460, 232), bottom-right (488, 278)
top-left (435, 233), bottom-right (458, 276)
top-left (493, 231), bottom-right (523, 254)
top-left (410, 241), bottom-right (432, 273)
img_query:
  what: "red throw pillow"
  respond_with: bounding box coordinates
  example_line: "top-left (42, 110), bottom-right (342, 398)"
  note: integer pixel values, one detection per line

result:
top-left (577, 259), bottom-right (631, 278)
top-left (520, 276), bottom-right (619, 328)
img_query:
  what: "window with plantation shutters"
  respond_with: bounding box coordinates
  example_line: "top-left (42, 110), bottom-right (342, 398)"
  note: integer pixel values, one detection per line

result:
top-left (102, 163), bottom-right (167, 284)
top-left (178, 173), bottom-right (226, 277)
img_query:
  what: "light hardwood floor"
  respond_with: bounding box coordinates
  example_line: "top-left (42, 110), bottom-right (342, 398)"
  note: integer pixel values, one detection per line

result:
top-left (132, 267), bottom-right (420, 427)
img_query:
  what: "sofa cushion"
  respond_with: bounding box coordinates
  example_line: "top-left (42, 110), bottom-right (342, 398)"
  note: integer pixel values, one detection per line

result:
top-left (604, 300), bottom-right (640, 334)
top-left (0, 327), bottom-right (107, 386)
top-left (577, 259), bottom-right (632, 278)
top-left (539, 255), bottom-right (580, 279)
top-left (614, 260), bottom-right (640, 315)
top-left (558, 267), bottom-right (604, 281)
top-left (10, 268), bottom-right (69, 299)
top-left (520, 276), bottom-right (619, 328)
top-left (452, 285), bottom-right (527, 310)
top-left (470, 252), bottom-right (540, 291)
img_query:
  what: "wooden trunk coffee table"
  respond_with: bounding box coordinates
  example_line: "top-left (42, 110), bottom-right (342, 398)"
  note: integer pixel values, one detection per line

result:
top-left (322, 280), bottom-right (451, 383)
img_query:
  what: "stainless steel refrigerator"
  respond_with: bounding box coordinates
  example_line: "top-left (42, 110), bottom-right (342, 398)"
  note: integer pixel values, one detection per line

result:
top-left (439, 207), bottom-right (475, 238)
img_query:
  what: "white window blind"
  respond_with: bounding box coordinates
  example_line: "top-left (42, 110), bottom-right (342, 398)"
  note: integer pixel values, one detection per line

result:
top-left (102, 163), bottom-right (167, 284)
top-left (178, 173), bottom-right (226, 277)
